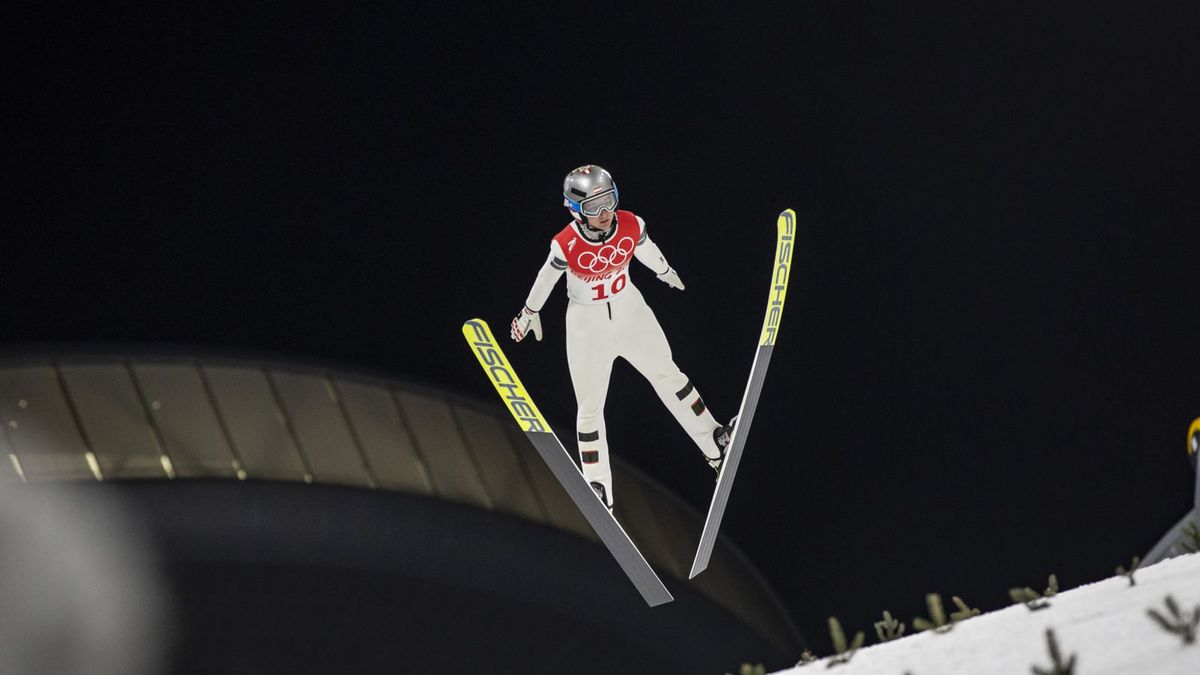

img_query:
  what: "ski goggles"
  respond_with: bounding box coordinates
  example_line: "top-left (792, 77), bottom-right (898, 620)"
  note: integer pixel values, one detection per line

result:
top-left (566, 188), bottom-right (619, 217)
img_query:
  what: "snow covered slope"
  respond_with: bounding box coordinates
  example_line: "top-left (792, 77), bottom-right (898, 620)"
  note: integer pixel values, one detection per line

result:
top-left (772, 552), bottom-right (1200, 674)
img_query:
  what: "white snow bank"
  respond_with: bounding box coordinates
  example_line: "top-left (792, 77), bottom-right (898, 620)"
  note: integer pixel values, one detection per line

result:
top-left (772, 552), bottom-right (1200, 675)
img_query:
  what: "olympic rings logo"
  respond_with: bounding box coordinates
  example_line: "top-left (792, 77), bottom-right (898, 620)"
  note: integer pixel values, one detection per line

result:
top-left (577, 236), bottom-right (635, 273)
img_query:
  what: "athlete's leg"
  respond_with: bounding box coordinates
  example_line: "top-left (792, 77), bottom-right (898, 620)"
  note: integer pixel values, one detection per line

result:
top-left (614, 289), bottom-right (724, 460)
top-left (565, 301), bottom-right (618, 507)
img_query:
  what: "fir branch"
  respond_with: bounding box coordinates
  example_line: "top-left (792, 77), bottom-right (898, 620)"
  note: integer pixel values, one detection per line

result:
top-left (826, 617), bottom-right (864, 667)
top-left (1010, 575), bottom-right (1058, 610)
top-left (1180, 522), bottom-right (1200, 554)
top-left (1031, 628), bottom-right (1077, 675)
top-left (1146, 595), bottom-right (1200, 645)
top-left (1116, 556), bottom-right (1141, 587)
top-left (1010, 587), bottom-right (1050, 610)
top-left (913, 593), bottom-right (954, 634)
top-left (874, 610), bottom-right (906, 642)
top-left (949, 596), bottom-right (981, 622)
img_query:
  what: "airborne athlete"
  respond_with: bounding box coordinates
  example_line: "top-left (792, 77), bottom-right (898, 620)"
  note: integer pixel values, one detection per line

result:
top-left (510, 165), bottom-right (735, 511)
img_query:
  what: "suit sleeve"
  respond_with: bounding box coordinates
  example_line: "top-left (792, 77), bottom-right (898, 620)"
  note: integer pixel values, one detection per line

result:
top-left (523, 240), bottom-right (566, 312)
top-left (632, 215), bottom-right (671, 275)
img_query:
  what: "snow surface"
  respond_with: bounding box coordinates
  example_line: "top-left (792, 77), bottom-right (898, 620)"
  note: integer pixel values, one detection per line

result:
top-left (771, 552), bottom-right (1200, 675)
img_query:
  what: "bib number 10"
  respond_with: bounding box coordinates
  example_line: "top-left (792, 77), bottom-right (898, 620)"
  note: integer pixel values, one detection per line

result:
top-left (591, 273), bottom-right (627, 301)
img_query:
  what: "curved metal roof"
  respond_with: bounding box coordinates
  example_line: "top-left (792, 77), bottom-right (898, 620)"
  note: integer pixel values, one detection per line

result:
top-left (0, 354), bottom-right (803, 656)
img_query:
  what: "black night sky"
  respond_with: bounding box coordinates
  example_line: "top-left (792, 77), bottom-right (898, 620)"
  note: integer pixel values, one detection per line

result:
top-left (5, 2), bottom-right (1197, 660)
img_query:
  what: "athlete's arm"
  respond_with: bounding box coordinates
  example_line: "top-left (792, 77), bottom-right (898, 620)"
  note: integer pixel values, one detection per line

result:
top-left (633, 216), bottom-right (685, 290)
top-left (524, 240), bottom-right (566, 311)
top-left (511, 241), bottom-right (566, 342)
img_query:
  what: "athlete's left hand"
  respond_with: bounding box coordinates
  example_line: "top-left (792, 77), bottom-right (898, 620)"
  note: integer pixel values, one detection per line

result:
top-left (657, 267), bottom-right (685, 290)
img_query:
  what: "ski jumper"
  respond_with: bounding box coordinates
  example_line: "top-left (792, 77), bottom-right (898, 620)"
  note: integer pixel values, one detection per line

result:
top-left (522, 210), bottom-right (723, 504)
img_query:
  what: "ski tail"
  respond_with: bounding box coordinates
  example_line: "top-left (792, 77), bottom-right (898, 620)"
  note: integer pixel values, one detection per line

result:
top-left (689, 208), bottom-right (796, 579)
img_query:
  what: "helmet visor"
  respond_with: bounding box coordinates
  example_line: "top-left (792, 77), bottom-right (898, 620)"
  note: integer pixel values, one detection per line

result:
top-left (579, 190), bottom-right (618, 216)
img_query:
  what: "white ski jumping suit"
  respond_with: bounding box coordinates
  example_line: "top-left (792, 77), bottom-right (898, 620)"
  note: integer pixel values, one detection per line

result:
top-left (520, 209), bottom-right (724, 506)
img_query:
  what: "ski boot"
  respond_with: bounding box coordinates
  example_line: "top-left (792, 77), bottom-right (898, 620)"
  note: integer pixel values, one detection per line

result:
top-left (590, 481), bottom-right (613, 512)
top-left (707, 416), bottom-right (739, 475)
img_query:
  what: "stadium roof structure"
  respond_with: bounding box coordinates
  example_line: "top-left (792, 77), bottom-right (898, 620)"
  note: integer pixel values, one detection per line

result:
top-left (0, 353), bottom-right (806, 674)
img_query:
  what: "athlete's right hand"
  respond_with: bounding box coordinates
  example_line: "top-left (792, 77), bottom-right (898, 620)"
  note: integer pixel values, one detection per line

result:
top-left (510, 306), bottom-right (543, 342)
top-left (657, 267), bottom-right (685, 290)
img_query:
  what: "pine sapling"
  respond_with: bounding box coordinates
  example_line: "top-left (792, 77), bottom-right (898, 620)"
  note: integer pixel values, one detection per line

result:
top-left (1146, 595), bottom-right (1200, 645)
top-left (913, 593), bottom-right (953, 634)
top-left (874, 610), bottom-right (906, 642)
top-left (1031, 628), bottom-right (1076, 675)
top-left (826, 617), bottom-right (864, 667)
top-left (949, 596), bottom-right (981, 622)
top-left (795, 650), bottom-right (818, 667)
top-left (1116, 556), bottom-right (1141, 587)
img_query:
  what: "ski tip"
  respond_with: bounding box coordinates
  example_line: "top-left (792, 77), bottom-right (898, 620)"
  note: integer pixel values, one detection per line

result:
top-left (778, 208), bottom-right (796, 234)
top-left (462, 318), bottom-right (492, 340)
top-left (688, 561), bottom-right (709, 579)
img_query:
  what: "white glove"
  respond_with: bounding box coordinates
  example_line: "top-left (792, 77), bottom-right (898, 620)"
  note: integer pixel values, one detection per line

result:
top-left (510, 306), bottom-right (543, 342)
top-left (656, 267), bottom-right (685, 290)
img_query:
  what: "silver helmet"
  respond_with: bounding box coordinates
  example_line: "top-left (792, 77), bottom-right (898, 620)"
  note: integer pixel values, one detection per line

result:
top-left (563, 165), bottom-right (619, 221)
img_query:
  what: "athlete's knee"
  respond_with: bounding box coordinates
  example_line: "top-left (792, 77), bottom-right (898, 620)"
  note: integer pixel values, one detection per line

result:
top-left (577, 406), bottom-right (605, 428)
top-left (651, 365), bottom-right (688, 390)
top-left (631, 362), bottom-right (683, 392)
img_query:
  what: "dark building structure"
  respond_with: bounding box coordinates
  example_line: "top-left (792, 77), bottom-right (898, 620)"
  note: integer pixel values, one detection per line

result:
top-left (0, 354), bottom-right (805, 674)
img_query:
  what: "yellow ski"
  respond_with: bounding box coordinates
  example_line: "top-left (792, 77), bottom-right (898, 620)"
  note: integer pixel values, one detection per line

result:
top-left (462, 318), bottom-right (674, 606)
top-left (690, 208), bottom-right (796, 578)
